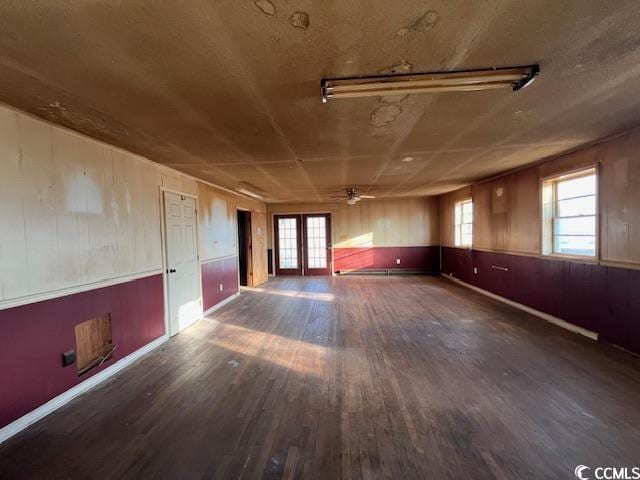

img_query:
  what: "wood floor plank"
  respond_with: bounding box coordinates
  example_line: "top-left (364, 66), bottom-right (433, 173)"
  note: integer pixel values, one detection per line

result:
top-left (1, 275), bottom-right (640, 479)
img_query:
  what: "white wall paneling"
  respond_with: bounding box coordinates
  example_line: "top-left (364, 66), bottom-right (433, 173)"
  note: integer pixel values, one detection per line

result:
top-left (0, 104), bottom-right (202, 307)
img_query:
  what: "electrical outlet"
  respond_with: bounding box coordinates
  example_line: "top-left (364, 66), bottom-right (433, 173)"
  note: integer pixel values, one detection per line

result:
top-left (396, 258), bottom-right (401, 265)
top-left (62, 350), bottom-right (75, 367)
top-left (474, 267), bottom-right (478, 274)
top-left (219, 283), bottom-right (223, 291)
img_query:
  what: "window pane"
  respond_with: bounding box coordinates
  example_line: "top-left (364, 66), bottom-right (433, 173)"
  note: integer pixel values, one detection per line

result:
top-left (554, 216), bottom-right (595, 236)
top-left (454, 200), bottom-right (473, 246)
top-left (554, 235), bottom-right (595, 256)
top-left (545, 170), bottom-right (597, 258)
top-left (306, 216), bottom-right (327, 269)
top-left (278, 218), bottom-right (298, 269)
top-left (557, 195), bottom-right (596, 217)
top-left (557, 174), bottom-right (596, 200)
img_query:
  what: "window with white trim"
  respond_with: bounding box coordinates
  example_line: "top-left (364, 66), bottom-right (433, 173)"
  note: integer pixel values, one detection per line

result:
top-left (454, 199), bottom-right (473, 247)
top-left (542, 168), bottom-right (597, 257)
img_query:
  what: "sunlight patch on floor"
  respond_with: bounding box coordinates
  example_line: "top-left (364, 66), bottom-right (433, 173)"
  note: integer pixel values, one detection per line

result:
top-left (243, 286), bottom-right (335, 302)
top-left (206, 322), bottom-right (329, 377)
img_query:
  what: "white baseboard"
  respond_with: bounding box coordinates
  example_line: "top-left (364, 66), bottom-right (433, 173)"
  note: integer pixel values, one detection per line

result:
top-left (0, 334), bottom-right (169, 445)
top-left (203, 292), bottom-right (240, 317)
top-left (441, 274), bottom-right (598, 341)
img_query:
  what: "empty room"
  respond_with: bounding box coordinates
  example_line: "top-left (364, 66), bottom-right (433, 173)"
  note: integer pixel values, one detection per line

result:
top-left (1, 1), bottom-right (640, 479)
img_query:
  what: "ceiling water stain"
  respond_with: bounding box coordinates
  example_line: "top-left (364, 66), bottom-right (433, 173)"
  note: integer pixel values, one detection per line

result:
top-left (395, 10), bottom-right (440, 37)
top-left (378, 61), bottom-right (413, 75)
top-left (370, 104), bottom-right (402, 128)
top-left (36, 101), bottom-right (129, 140)
top-left (269, 35), bottom-right (281, 46)
top-left (254, 0), bottom-right (276, 16)
top-left (289, 11), bottom-right (310, 29)
top-left (379, 93), bottom-right (409, 104)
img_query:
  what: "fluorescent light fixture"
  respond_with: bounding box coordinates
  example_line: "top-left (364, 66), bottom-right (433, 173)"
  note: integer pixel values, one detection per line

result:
top-left (236, 187), bottom-right (263, 200)
top-left (321, 65), bottom-right (540, 103)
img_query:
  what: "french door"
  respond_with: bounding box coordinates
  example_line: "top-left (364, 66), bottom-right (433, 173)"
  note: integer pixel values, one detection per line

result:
top-left (274, 215), bottom-right (302, 275)
top-left (274, 213), bottom-right (332, 276)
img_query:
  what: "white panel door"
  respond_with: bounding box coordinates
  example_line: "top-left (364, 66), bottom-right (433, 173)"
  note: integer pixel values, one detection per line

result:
top-left (163, 191), bottom-right (201, 336)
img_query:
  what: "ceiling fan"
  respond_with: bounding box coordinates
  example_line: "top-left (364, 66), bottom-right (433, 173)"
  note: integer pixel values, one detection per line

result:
top-left (331, 188), bottom-right (376, 205)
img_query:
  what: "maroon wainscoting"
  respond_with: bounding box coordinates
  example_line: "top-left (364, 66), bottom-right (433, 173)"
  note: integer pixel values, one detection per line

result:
top-left (0, 274), bottom-right (165, 429)
top-left (334, 246), bottom-right (440, 273)
top-left (201, 256), bottom-right (239, 312)
top-left (441, 247), bottom-right (640, 355)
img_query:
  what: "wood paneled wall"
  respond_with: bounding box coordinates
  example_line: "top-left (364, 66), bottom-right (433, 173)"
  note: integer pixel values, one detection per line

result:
top-left (0, 106), bottom-right (175, 303)
top-left (598, 132), bottom-right (640, 267)
top-left (267, 197), bottom-right (439, 249)
top-left (197, 183), bottom-right (267, 286)
top-left (0, 103), bottom-right (267, 306)
top-left (473, 167), bottom-right (540, 255)
top-left (439, 128), bottom-right (640, 268)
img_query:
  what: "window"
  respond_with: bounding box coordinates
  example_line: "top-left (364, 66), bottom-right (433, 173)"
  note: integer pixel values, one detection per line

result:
top-left (542, 168), bottom-right (597, 257)
top-left (454, 199), bottom-right (473, 247)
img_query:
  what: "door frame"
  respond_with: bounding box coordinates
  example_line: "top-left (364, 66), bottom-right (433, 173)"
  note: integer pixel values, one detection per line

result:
top-left (159, 187), bottom-right (203, 337)
top-left (236, 207), bottom-right (253, 287)
top-left (272, 212), bottom-right (333, 276)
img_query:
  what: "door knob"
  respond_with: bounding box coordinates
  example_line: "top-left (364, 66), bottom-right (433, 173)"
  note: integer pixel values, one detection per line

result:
top-left (169, 268), bottom-right (176, 273)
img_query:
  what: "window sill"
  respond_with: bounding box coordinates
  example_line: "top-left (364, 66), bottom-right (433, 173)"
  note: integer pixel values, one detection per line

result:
top-left (543, 253), bottom-right (598, 264)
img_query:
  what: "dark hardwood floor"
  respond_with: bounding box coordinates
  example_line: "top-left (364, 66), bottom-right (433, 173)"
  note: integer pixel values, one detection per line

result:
top-left (1, 275), bottom-right (640, 479)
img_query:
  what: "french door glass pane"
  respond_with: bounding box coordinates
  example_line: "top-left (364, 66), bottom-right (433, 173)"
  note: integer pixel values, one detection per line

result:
top-left (278, 218), bottom-right (298, 269)
top-left (306, 216), bottom-right (327, 269)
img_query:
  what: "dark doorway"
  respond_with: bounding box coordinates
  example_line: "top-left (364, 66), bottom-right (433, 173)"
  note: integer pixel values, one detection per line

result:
top-left (237, 210), bottom-right (252, 287)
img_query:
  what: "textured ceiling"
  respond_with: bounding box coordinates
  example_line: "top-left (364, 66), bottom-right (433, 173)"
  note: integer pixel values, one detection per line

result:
top-left (2, 1), bottom-right (640, 202)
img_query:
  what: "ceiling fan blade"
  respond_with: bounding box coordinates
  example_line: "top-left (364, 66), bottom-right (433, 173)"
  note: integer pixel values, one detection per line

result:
top-left (359, 195), bottom-right (376, 199)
